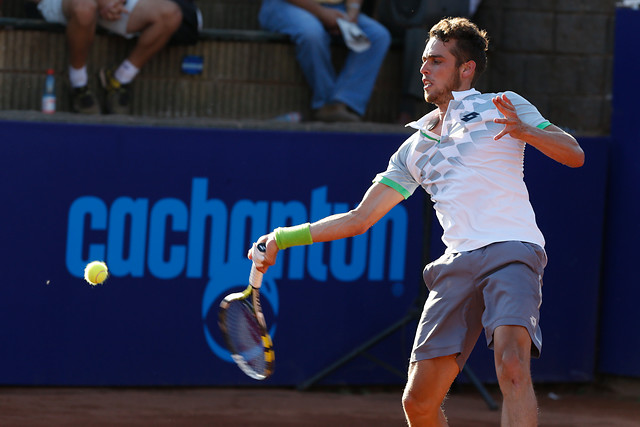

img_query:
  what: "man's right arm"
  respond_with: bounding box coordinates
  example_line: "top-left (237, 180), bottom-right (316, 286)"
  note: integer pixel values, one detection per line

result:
top-left (251, 181), bottom-right (405, 273)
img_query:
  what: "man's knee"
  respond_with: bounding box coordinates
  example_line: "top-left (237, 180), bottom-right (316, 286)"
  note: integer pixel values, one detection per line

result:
top-left (494, 326), bottom-right (533, 388)
top-left (156, 0), bottom-right (182, 32)
top-left (131, 0), bottom-right (182, 33)
top-left (369, 22), bottom-right (391, 49)
top-left (496, 348), bottom-right (530, 384)
top-left (65, 0), bottom-right (98, 25)
top-left (402, 387), bottom-right (442, 420)
top-left (402, 356), bottom-right (459, 422)
top-left (294, 20), bottom-right (330, 48)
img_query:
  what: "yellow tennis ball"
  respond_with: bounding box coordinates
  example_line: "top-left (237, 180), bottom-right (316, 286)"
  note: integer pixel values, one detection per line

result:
top-left (84, 261), bottom-right (109, 285)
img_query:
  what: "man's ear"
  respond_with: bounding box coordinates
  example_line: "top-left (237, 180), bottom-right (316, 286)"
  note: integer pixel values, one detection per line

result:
top-left (461, 60), bottom-right (477, 80)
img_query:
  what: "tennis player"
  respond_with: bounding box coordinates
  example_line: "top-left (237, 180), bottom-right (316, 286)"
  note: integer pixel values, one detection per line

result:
top-left (250, 17), bottom-right (584, 426)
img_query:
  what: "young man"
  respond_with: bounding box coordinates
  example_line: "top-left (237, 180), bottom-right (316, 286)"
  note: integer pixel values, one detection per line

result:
top-left (249, 17), bottom-right (584, 426)
top-left (33, 0), bottom-right (182, 114)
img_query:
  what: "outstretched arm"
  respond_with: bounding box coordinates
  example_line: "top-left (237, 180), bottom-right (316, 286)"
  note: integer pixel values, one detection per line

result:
top-left (493, 94), bottom-right (585, 168)
top-left (249, 181), bottom-right (405, 273)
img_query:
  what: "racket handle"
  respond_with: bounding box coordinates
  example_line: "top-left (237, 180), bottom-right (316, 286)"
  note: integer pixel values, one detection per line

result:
top-left (249, 243), bottom-right (266, 289)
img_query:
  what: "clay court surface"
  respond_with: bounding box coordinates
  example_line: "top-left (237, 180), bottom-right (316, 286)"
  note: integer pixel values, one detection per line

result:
top-left (1, 382), bottom-right (638, 426)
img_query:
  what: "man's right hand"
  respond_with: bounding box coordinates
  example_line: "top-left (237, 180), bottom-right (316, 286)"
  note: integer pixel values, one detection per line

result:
top-left (248, 233), bottom-right (280, 274)
top-left (318, 7), bottom-right (346, 35)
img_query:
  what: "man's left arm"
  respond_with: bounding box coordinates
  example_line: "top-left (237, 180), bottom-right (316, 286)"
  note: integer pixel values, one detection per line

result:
top-left (492, 93), bottom-right (585, 168)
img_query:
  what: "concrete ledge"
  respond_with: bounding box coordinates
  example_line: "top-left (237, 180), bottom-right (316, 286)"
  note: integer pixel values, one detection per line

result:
top-left (0, 110), bottom-right (413, 135)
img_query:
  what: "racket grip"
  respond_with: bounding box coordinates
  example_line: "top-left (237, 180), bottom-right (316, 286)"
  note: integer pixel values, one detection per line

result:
top-left (249, 243), bottom-right (266, 289)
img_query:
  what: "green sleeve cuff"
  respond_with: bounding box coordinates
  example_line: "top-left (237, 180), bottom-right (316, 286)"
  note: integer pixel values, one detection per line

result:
top-left (375, 176), bottom-right (411, 199)
top-left (537, 120), bottom-right (552, 129)
top-left (274, 223), bottom-right (313, 250)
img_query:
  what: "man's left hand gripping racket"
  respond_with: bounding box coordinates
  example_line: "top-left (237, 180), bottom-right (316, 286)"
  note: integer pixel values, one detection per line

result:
top-left (218, 243), bottom-right (274, 380)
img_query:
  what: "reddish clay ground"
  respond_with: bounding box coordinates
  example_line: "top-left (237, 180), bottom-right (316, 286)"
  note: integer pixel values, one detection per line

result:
top-left (0, 383), bottom-right (638, 426)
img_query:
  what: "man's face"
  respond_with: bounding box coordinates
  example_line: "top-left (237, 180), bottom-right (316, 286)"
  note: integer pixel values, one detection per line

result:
top-left (420, 38), bottom-right (464, 106)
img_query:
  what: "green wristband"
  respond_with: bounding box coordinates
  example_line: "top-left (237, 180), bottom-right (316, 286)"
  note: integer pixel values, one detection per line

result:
top-left (274, 223), bottom-right (313, 250)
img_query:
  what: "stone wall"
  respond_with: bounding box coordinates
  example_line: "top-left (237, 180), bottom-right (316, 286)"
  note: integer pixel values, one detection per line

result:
top-left (474, 0), bottom-right (615, 134)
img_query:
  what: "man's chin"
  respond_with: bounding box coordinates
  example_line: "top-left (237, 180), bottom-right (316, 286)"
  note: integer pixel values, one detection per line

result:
top-left (424, 93), bottom-right (437, 105)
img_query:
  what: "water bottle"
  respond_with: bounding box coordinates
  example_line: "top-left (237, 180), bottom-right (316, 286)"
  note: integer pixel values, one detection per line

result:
top-left (41, 69), bottom-right (56, 114)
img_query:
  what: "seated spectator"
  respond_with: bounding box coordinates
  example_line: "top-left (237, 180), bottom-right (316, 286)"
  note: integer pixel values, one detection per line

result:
top-left (28, 0), bottom-right (182, 114)
top-left (259, 0), bottom-right (391, 122)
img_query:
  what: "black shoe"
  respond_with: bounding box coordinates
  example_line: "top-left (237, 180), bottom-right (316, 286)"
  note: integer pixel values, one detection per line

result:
top-left (71, 85), bottom-right (101, 114)
top-left (99, 67), bottom-right (131, 115)
top-left (314, 103), bottom-right (361, 123)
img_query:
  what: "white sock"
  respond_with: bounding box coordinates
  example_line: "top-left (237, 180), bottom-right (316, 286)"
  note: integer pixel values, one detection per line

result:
top-left (69, 65), bottom-right (88, 88)
top-left (114, 60), bottom-right (139, 85)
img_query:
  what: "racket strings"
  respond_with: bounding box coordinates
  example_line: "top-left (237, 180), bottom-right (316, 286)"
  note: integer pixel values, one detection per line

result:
top-left (225, 301), bottom-right (268, 376)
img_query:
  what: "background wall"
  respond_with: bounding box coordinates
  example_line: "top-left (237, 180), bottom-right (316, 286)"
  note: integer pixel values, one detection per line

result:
top-left (0, 0), bottom-right (618, 133)
top-left (474, 0), bottom-right (615, 135)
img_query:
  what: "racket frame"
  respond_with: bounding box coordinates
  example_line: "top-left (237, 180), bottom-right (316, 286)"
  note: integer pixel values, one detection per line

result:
top-left (218, 244), bottom-right (274, 380)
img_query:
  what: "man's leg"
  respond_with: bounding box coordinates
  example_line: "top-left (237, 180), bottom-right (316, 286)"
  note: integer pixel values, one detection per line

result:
top-left (258, 0), bottom-right (337, 113)
top-left (402, 355), bottom-right (459, 427)
top-left (98, 0), bottom-right (180, 113)
top-left (332, 12), bottom-right (391, 116)
top-left (61, 0), bottom-right (98, 69)
top-left (125, 0), bottom-right (182, 69)
top-left (493, 325), bottom-right (537, 427)
top-left (57, 0), bottom-right (101, 113)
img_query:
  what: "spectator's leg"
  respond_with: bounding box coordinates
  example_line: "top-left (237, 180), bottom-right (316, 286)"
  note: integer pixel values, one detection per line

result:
top-left (259, 0), bottom-right (335, 111)
top-left (125, 0), bottom-right (182, 69)
top-left (57, 0), bottom-right (101, 113)
top-left (332, 12), bottom-right (391, 116)
top-left (61, 0), bottom-right (98, 69)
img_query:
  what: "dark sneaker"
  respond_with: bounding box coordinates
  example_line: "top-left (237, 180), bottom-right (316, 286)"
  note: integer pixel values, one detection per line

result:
top-left (71, 85), bottom-right (101, 114)
top-left (99, 67), bottom-right (131, 115)
top-left (314, 103), bottom-right (361, 123)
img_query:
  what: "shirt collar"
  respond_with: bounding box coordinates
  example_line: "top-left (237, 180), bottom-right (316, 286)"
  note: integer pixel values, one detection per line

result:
top-left (405, 88), bottom-right (481, 130)
top-left (452, 88), bottom-right (480, 100)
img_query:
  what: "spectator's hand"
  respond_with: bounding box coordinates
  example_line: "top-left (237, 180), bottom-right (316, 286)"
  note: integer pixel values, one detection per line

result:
top-left (99, 0), bottom-right (129, 21)
top-left (318, 7), bottom-right (347, 35)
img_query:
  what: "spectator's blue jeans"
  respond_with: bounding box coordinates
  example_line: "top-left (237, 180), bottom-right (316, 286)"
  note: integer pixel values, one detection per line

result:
top-left (259, 0), bottom-right (391, 116)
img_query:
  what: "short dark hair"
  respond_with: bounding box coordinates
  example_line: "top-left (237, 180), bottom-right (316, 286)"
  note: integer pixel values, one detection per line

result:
top-left (429, 17), bottom-right (489, 85)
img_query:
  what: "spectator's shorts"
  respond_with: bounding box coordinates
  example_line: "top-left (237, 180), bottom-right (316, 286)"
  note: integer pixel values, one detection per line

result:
top-left (38, 0), bottom-right (140, 39)
top-left (411, 241), bottom-right (547, 371)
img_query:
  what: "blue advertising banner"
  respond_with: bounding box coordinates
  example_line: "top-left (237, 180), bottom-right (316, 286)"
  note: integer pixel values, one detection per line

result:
top-left (0, 120), bottom-right (425, 386)
top-left (599, 7), bottom-right (640, 378)
top-left (0, 119), bottom-right (608, 386)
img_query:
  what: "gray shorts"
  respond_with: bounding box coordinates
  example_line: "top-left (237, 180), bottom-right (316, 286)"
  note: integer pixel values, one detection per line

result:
top-left (411, 241), bottom-right (547, 371)
top-left (38, 0), bottom-right (140, 39)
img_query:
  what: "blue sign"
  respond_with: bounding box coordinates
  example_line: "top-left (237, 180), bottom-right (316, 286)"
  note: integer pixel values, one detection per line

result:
top-left (599, 7), bottom-right (640, 378)
top-left (0, 119), bottom-right (610, 386)
top-left (0, 121), bottom-right (424, 386)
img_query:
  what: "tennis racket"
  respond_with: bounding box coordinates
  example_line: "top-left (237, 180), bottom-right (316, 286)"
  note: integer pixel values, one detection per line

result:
top-left (218, 243), bottom-right (274, 380)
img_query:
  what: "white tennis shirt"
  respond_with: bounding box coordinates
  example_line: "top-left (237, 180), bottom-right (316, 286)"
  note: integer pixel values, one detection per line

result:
top-left (375, 89), bottom-right (550, 254)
